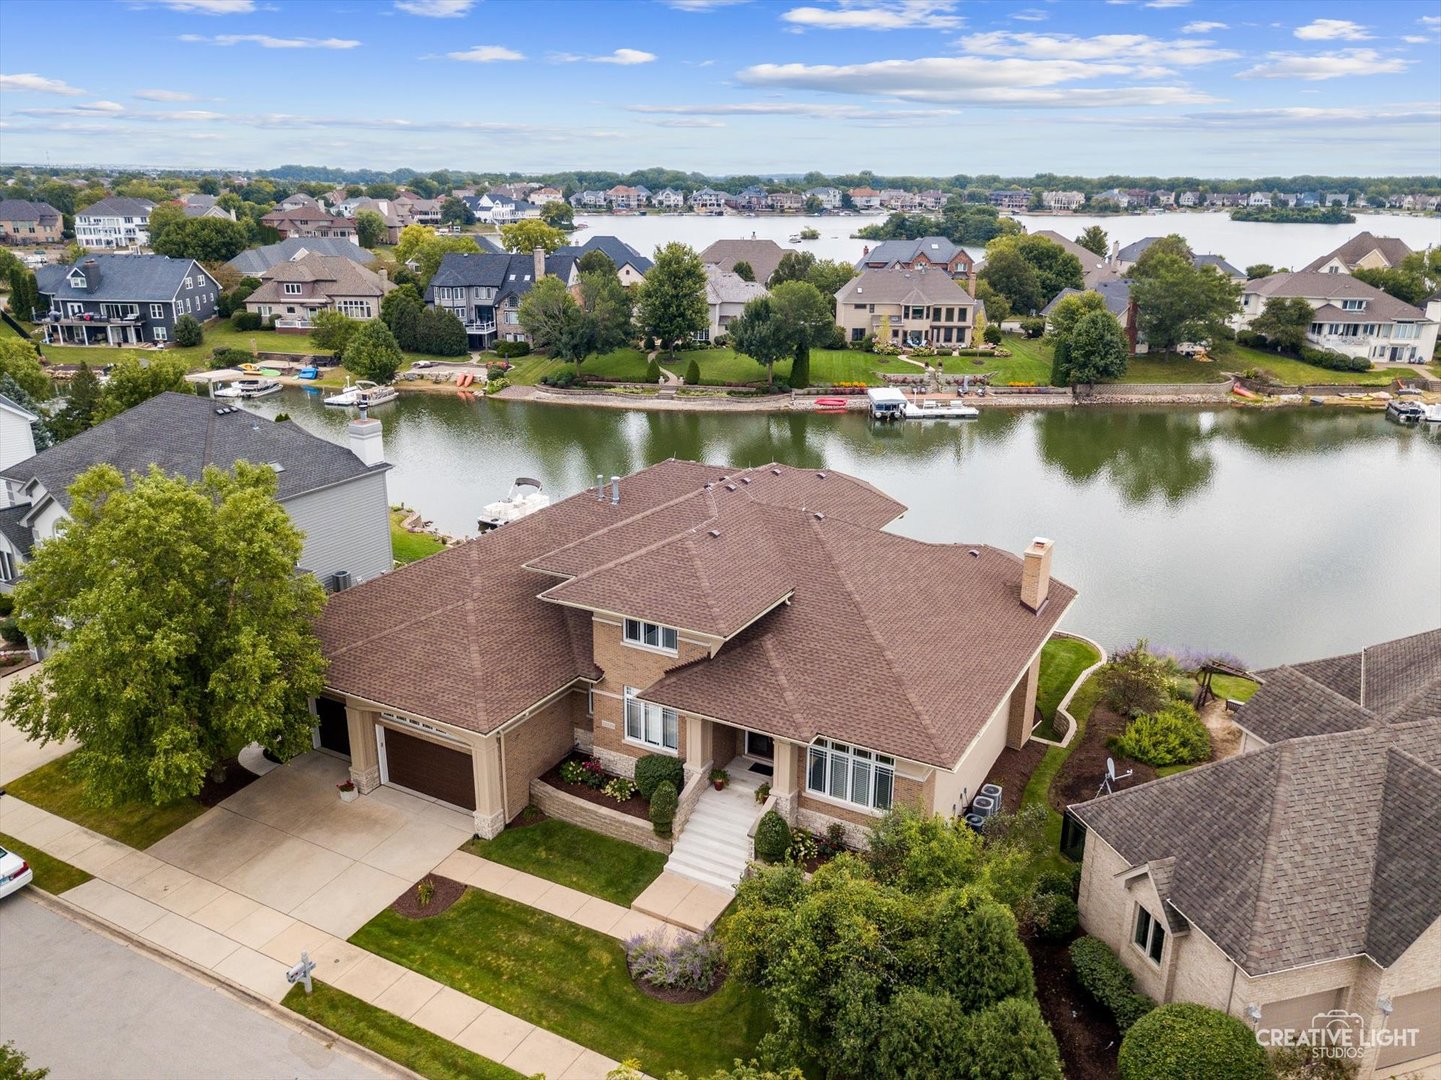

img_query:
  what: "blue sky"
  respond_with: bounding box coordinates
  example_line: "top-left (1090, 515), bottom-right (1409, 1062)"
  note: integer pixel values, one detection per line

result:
top-left (1, 0), bottom-right (1438, 177)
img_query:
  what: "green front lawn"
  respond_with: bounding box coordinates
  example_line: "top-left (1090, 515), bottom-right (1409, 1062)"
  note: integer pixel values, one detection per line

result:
top-left (461, 818), bottom-right (665, 906)
top-left (1215, 342), bottom-right (1418, 387)
top-left (662, 347), bottom-right (768, 385)
top-left (580, 348), bottom-right (651, 382)
top-left (984, 334), bottom-right (1057, 384)
top-left (501, 355), bottom-right (570, 386)
top-left (5, 753), bottom-right (206, 850)
top-left (390, 510), bottom-right (447, 565)
top-left (1122, 353), bottom-right (1232, 384)
top-left (1033, 637), bottom-right (1102, 741)
top-left (283, 982), bottom-right (525, 1080)
top-left (0, 831), bottom-right (92, 894)
top-left (350, 889), bottom-right (770, 1077)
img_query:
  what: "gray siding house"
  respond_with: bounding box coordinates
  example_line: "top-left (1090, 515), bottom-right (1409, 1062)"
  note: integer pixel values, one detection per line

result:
top-left (0, 392), bottom-right (393, 594)
top-left (35, 255), bottom-right (221, 346)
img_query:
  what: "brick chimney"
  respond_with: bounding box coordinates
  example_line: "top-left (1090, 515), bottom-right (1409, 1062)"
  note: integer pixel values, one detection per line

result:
top-left (533, 246), bottom-right (545, 282)
top-left (1020, 538), bottom-right (1053, 612)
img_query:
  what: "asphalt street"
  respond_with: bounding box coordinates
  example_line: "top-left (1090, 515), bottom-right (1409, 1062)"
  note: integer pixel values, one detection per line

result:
top-left (0, 894), bottom-right (393, 1080)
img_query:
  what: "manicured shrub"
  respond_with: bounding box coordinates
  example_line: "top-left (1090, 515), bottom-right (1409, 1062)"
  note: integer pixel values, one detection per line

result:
top-left (230, 310), bottom-right (262, 332)
top-left (983, 324), bottom-right (1003, 345)
top-left (873, 987), bottom-right (969, 1080)
top-left (1298, 345), bottom-right (1370, 373)
top-left (0, 617), bottom-right (26, 646)
top-left (1118, 1002), bottom-right (1270, 1080)
top-left (0, 594), bottom-right (13, 617)
top-left (1111, 702), bottom-right (1212, 767)
top-left (649, 780), bottom-right (678, 838)
top-left (1017, 888), bottom-right (1079, 942)
top-left (1070, 935), bottom-right (1156, 1032)
top-left (960, 998), bottom-right (1063, 1080)
top-left (645, 357), bottom-right (661, 383)
top-left (210, 347), bottom-right (254, 369)
top-left (495, 340), bottom-right (531, 358)
top-left (930, 891), bottom-right (1035, 1011)
top-left (753, 809), bottom-right (792, 863)
top-left (1098, 640), bottom-right (1179, 719)
top-left (1020, 316), bottom-right (1046, 339)
top-left (633, 753), bottom-right (684, 799)
top-left (684, 357), bottom-right (700, 384)
top-left (173, 315), bottom-right (203, 347)
top-left (539, 363), bottom-right (579, 389)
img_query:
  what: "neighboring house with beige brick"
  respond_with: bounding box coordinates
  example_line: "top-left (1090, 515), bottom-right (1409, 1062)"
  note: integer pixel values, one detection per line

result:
top-left (1234, 271), bottom-right (1439, 364)
top-left (699, 265), bottom-right (766, 342)
top-left (260, 203), bottom-right (358, 243)
top-left (835, 266), bottom-right (977, 348)
top-left (315, 460), bottom-right (1073, 886)
top-left (245, 252), bottom-right (393, 328)
top-left (1067, 627), bottom-right (1441, 1080)
top-left (0, 200), bottom-right (63, 246)
top-left (1301, 232), bottom-right (1414, 275)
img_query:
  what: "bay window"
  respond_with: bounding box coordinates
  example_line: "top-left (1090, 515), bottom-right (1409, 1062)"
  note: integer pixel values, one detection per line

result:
top-left (624, 686), bottom-right (678, 751)
top-left (806, 738), bottom-right (894, 811)
top-left (623, 618), bottom-right (678, 653)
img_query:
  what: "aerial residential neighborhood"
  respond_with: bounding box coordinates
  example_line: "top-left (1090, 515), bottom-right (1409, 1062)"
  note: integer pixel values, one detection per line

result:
top-left (0, 2), bottom-right (1438, 1080)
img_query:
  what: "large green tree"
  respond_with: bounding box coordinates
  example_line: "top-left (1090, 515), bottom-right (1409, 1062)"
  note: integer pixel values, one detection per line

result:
top-left (518, 276), bottom-right (591, 362)
top-left (636, 242), bottom-right (707, 357)
top-left (806, 258), bottom-right (858, 312)
top-left (499, 219), bottom-right (568, 254)
top-left (343, 318), bottom-right (404, 383)
top-left (1066, 310), bottom-right (1130, 389)
top-left (729, 295), bottom-right (792, 385)
top-left (93, 354), bottom-right (191, 422)
top-left (1249, 295), bottom-right (1315, 354)
top-left (1130, 256), bottom-right (1240, 352)
top-left (0, 337), bottom-right (51, 401)
top-left (539, 201), bottom-right (574, 230)
top-left (1045, 290), bottom-right (1109, 344)
top-left (771, 249), bottom-right (817, 286)
top-left (149, 216), bottom-right (250, 262)
top-left (1130, 234), bottom-right (1194, 276)
top-left (46, 362), bottom-right (102, 441)
top-left (1354, 250), bottom-right (1440, 308)
top-left (310, 310), bottom-right (359, 356)
top-left (4, 463), bottom-right (327, 805)
top-left (7, 266), bottom-right (41, 323)
top-left (439, 196), bottom-right (474, 226)
top-left (769, 280), bottom-right (834, 388)
top-left (985, 235), bottom-right (1084, 311)
top-left (1076, 225), bottom-right (1108, 257)
top-left (579, 269), bottom-right (635, 353)
top-left (978, 248), bottom-right (1043, 318)
top-left (355, 209), bottom-right (386, 249)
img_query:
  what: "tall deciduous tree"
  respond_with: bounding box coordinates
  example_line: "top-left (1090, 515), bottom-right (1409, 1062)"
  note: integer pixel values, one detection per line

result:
top-left (539, 201), bottom-right (574, 230)
top-left (978, 248), bottom-right (1043, 318)
top-left (1065, 310), bottom-right (1129, 389)
top-left (576, 249), bottom-right (616, 277)
top-left (729, 295), bottom-right (791, 383)
top-left (1130, 234), bottom-right (1194, 276)
top-left (518, 276), bottom-right (591, 362)
top-left (310, 310), bottom-right (359, 356)
top-left (4, 463), bottom-right (327, 805)
top-left (1130, 256), bottom-right (1240, 353)
top-left (636, 242), bottom-right (707, 357)
top-left (806, 258), bottom-right (858, 312)
top-left (149, 216), bottom-right (249, 263)
top-left (499, 220), bottom-right (568, 254)
top-left (93, 355), bottom-right (191, 422)
top-left (1045, 290), bottom-right (1109, 344)
top-left (1076, 225), bottom-right (1108, 257)
top-left (984, 235), bottom-right (1084, 311)
top-left (355, 210), bottom-right (386, 249)
top-left (771, 249), bottom-right (817, 286)
top-left (439, 196), bottom-right (475, 226)
top-left (0, 339), bottom-right (49, 401)
top-left (769, 280), bottom-right (834, 388)
top-left (343, 318), bottom-right (404, 383)
top-left (732, 260), bottom-right (755, 283)
top-left (579, 269), bottom-right (635, 353)
top-left (1249, 296), bottom-right (1314, 354)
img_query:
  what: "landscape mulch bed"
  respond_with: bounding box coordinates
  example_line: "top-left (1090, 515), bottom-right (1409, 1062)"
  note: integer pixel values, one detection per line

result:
top-left (1026, 935), bottom-right (1120, 1080)
top-left (981, 739), bottom-right (1049, 813)
top-left (631, 972), bottom-right (727, 1005)
top-left (390, 875), bottom-right (466, 919)
top-left (197, 756), bottom-right (262, 808)
top-left (538, 753), bottom-right (651, 821)
top-left (1050, 704), bottom-right (1156, 811)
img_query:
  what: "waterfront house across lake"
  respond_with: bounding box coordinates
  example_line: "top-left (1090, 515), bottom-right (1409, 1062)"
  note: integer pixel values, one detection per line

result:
top-left (315, 460), bottom-right (1073, 882)
top-left (1235, 271), bottom-right (1440, 364)
top-left (35, 254), bottom-right (220, 346)
top-left (835, 266), bottom-right (977, 348)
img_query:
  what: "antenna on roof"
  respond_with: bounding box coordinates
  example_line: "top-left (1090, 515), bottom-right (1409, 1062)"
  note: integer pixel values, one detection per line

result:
top-left (1097, 757), bottom-right (1134, 797)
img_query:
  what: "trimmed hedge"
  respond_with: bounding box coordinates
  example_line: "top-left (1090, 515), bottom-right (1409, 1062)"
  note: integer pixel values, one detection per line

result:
top-left (1118, 1002), bottom-right (1270, 1080)
top-left (1299, 344), bottom-right (1370, 373)
top-left (633, 753), bottom-right (685, 799)
top-left (754, 810), bottom-right (792, 863)
top-left (649, 780), bottom-right (678, 838)
top-left (230, 311), bottom-right (263, 331)
top-left (1070, 935), bottom-right (1156, 1032)
top-left (1110, 702), bottom-right (1211, 767)
top-left (495, 341), bottom-right (531, 358)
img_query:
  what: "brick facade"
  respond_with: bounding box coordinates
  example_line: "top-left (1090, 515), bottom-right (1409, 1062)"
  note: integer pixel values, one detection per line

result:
top-left (502, 693), bottom-right (582, 823)
top-left (530, 778), bottom-right (671, 854)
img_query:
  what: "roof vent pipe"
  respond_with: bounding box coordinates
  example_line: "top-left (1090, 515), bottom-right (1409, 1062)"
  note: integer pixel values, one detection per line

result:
top-left (610, 476), bottom-right (620, 505)
top-left (596, 474), bottom-right (605, 501)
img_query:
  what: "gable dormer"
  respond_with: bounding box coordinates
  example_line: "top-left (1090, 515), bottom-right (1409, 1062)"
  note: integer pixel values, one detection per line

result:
top-left (68, 266), bottom-right (89, 290)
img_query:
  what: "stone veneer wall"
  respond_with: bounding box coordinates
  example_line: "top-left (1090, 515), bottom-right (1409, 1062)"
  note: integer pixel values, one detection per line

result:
top-left (529, 779), bottom-right (672, 854)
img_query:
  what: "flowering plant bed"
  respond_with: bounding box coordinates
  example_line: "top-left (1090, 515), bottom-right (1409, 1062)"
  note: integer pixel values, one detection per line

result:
top-left (540, 752), bottom-right (651, 821)
top-left (624, 928), bottom-right (727, 1003)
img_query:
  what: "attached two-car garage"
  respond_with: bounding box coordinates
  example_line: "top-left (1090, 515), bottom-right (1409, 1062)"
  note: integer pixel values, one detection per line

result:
top-left (376, 723), bottom-right (477, 812)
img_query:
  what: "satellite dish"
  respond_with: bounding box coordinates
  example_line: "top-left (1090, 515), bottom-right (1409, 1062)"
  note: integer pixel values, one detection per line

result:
top-left (1106, 757), bottom-right (1116, 779)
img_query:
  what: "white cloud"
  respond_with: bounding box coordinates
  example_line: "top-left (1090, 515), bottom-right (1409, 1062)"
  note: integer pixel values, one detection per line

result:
top-left (780, 2), bottom-right (963, 32)
top-left (628, 102), bottom-right (961, 119)
top-left (1239, 48), bottom-right (1409, 80)
top-left (1183, 103), bottom-right (1440, 127)
top-left (156, 0), bottom-right (257, 12)
top-left (179, 33), bottom-right (360, 48)
top-left (445, 44), bottom-right (525, 61)
top-left (1011, 9), bottom-right (1047, 21)
top-left (1294, 19), bottom-right (1372, 41)
top-left (133, 88), bottom-right (199, 101)
top-left (1182, 21), bottom-right (1226, 32)
top-left (550, 48), bottom-right (657, 64)
top-left (1143, 0), bottom-right (1190, 7)
top-left (662, 0), bottom-right (750, 8)
top-left (16, 102), bottom-right (225, 122)
top-left (1403, 35), bottom-right (1428, 43)
top-left (395, 0), bottom-right (475, 14)
top-left (1422, 16), bottom-right (1441, 27)
top-left (649, 117), bottom-right (727, 127)
top-left (0, 73), bottom-right (86, 95)
top-left (958, 31), bottom-right (1238, 67)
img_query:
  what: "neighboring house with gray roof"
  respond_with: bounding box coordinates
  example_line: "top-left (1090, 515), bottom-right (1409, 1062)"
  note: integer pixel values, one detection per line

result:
top-left (1235, 271), bottom-right (1439, 364)
top-left (834, 266), bottom-right (977, 348)
top-left (1068, 703), bottom-right (1441, 1079)
top-left (0, 391), bottom-right (393, 597)
top-left (700, 265), bottom-right (766, 342)
top-left (555, 234), bottom-right (653, 287)
top-left (1302, 232), bottom-right (1415, 275)
top-left (1041, 279), bottom-right (1143, 354)
top-left (75, 196), bottom-right (154, 250)
top-left (35, 254), bottom-right (220, 346)
top-left (0, 199), bottom-right (63, 246)
top-left (699, 238), bottom-right (790, 287)
top-left (425, 249), bottom-right (579, 348)
top-left (1032, 230), bottom-right (1114, 289)
top-left (856, 236), bottom-right (974, 287)
top-left (226, 237), bottom-right (377, 277)
top-left (1110, 236), bottom-right (1243, 280)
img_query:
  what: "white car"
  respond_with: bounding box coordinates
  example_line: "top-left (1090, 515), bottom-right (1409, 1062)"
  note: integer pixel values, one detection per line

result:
top-left (0, 845), bottom-right (34, 899)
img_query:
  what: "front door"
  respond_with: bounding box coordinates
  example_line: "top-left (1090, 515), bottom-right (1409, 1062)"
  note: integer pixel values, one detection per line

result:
top-left (745, 731), bottom-right (774, 761)
top-left (313, 695), bottom-right (351, 757)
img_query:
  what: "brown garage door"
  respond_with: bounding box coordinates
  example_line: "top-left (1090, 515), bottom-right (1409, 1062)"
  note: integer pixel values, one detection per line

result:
top-left (381, 727), bottom-right (475, 811)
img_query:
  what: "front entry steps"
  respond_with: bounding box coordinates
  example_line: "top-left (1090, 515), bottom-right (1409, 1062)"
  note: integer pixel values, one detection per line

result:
top-left (661, 761), bottom-right (763, 893)
top-left (631, 872), bottom-right (734, 933)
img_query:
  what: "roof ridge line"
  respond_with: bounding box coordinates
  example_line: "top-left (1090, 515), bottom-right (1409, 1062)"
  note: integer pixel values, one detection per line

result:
top-left (526, 484), bottom-right (713, 570)
top-left (1276, 662), bottom-right (1375, 719)
top-left (1245, 743), bottom-right (1293, 971)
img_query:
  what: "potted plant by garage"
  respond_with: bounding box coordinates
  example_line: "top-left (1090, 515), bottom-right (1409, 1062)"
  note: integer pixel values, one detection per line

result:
top-left (337, 779), bottom-right (358, 803)
top-left (710, 768), bottom-right (729, 791)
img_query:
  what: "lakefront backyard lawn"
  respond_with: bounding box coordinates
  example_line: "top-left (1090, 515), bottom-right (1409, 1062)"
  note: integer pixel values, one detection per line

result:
top-left (1033, 637), bottom-right (1102, 741)
top-left (350, 889), bottom-right (769, 1077)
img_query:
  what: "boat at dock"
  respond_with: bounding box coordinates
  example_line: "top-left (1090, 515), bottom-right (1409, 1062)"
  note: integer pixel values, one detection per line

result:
top-left (865, 387), bottom-right (978, 421)
top-left (1385, 400), bottom-right (1425, 423)
top-left (479, 477), bottom-right (548, 530)
top-left (214, 378), bottom-right (282, 399)
top-left (324, 379), bottom-right (397, 407)
top-left (1423, 404), bottom-right (1441, 423)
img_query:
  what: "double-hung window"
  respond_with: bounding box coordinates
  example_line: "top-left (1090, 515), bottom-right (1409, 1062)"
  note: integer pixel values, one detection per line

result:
top-left (624, 687), bottom-right (678, 751)
top-left (623, 618), bottom-right (677, 653)
top-left (1133, 905), bottom-right (1166, 964)
top-left (806, 738), bottom-right (894, 811)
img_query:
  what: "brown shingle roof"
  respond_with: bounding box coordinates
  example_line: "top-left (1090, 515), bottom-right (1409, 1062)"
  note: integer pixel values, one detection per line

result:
top-left (699, 239), bottom-right (791, 287)
top-left (1300, 231), bottom-right (1414, 273)
top-left (835, 266), bottom-right (976, 307)
top-left (247, 253), bottom-right (393, 305)
top-left (1244, 271), bottom-right (1428, 322)
top-left (1072, 718), bottom-right (1441, 974)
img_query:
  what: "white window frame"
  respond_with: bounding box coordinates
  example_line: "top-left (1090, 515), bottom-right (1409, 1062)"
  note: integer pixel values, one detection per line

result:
top-left (623, 618), bottom-right (678, 655)
top-left (0, 549), bottom-right (15, 582)
top-left (1133, 904), bottom-right (1166, 965)
top-left (806, 738), bottom-right (895, 812)
top-left (283, 282), bottom-right (303, 296)
top-left (153, 326), bottom-right (167, 341)
top-left (623, 686), bottom-right (679, 752)
top-left (150, 303), bottom-right (165, 320)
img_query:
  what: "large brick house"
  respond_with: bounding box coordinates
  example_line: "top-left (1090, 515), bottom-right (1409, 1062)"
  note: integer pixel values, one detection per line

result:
top-left (834, 266), bottom-right (977, 348)
top-left (315, 460), bottom-right (1073, 865)
top-left (0, 199), bottom-right (63, 246)
top-left (1067, 628), bottom-right (1441, 1079)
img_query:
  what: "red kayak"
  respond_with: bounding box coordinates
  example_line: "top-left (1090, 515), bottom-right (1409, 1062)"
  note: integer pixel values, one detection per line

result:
top-left (815, 397), bottom-right (848, 410)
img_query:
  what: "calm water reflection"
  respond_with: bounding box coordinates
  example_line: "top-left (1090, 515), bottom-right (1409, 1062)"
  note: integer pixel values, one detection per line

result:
top-left (245, 389), bottom-right (1441, 669)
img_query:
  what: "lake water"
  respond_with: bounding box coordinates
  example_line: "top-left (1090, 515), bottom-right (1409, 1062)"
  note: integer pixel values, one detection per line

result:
top-left (575, 211), bottom-right (1441, 274)
top-left (245, 388), bottom-right (1441, 670)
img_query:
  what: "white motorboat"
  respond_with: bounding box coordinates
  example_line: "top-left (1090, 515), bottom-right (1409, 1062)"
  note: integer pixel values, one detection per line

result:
top-left (1422, 403), bottom-right (1441, 423)
top-left (323, 378), bottom-right (359, 406)
top-left (904, 399), bottom-right (980, 420)
top-left (324, 379), bottom-right (396, 407)
top-left (214, 378), bottom-right (282, 399)
top-left (479, 477), bottom-right (549, 530)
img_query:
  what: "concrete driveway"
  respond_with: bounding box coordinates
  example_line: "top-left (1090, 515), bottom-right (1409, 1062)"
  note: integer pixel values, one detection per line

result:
top-left (146, 752), bottom-right (474, 939)
top-left (0, 665), bottom-right (77, 786)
